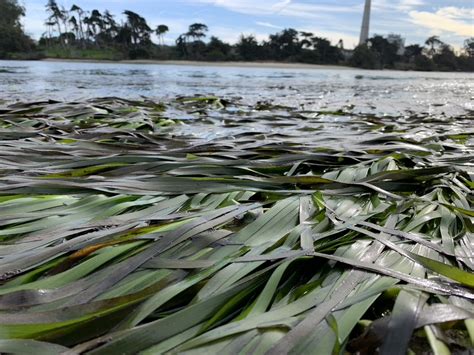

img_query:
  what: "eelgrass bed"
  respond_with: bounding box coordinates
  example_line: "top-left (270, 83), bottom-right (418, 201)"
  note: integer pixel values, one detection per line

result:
top-left (0, 97), bottom-right (472, 354)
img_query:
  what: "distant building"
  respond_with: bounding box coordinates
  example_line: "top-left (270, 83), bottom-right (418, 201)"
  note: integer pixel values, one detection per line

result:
top-left (341, 49), bottom-right (354, 60)
top-left (387, 34), bottom-right (406, 55)
top-left (359, 0), bottom-right (371, 45)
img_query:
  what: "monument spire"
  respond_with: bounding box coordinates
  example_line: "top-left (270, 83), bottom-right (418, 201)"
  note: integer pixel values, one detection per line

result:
top-left (359, 0), bottom-right (371, 45)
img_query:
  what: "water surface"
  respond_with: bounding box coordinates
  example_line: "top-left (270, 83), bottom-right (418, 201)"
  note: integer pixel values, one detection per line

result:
top-left (1, 60), bottom-right (473, 118)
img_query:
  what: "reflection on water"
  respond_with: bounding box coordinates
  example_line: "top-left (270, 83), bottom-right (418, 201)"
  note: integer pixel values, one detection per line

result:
top-left (0, 59), bottom-right (473, 117)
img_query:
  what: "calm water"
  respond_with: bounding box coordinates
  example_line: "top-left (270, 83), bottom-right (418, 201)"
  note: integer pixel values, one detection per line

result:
top-left (1, 60), bottom-right (473, 117)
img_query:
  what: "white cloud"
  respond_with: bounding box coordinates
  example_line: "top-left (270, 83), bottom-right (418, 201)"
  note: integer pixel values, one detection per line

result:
top-left (272, 0), bottom-right (292, 13)
top-left (409, 7), bottom-right (474, 37)
top-left (436, 7), bottom-right (474, 21)
top-left (189, 0), bottom-right (359, 19)
top-left (397, 0), bottom-right (424, 11)
top-left (374, 0), bottom-right (424, 12)
top-left (256, 21), bottom-right (283, 30)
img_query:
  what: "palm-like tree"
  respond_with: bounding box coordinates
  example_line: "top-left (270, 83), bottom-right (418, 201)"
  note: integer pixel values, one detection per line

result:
top-left (88, 9), bottom-right (105, 46)
top-left (176, 34), bottom-right (187, 57)
top-left (312, 36), bottom-right (331, 61)
top-left (187, 23), bottom-right (208, 42)
top-left (103, 10), bottom-right (118, 37)
top-left (404, 44), bottom-right (423, 58)
top-left (156, 24), bottom-right (169, 46)
top-left (90, 10), bottom-right (103, 37)
top-left (45, 0), bottom-right (66, 45)
top-left (68, 15), bottom-right (79, 42)
top-left (123, 10), bottom-right (152, 47)
top-left (70, 4), bottom-right (85, 43)
top-left (300, 31), bottom-right (313, 49)
top-left (236, 35), bottom-right (260, 60)
top-left (425, 36), bottom-right (443, 57)
top-left (82, 14), bottom-right (93, 42)
top-left (44, 20), bottom-right (56, 46)
top-left (464, 38), bottom-right (474, 57)
top-left (60, 5), bottom-right (69, 38)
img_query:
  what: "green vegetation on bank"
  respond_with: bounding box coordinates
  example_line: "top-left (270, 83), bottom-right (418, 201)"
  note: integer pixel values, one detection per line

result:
top-left (0, 0), bottom-right (35, 58)
top-left (42, 47), bottom-right (125, 61)
top-left (1, 0), bottom-right (473, 71)
top-left (0, 97), bottom-right (472, 354)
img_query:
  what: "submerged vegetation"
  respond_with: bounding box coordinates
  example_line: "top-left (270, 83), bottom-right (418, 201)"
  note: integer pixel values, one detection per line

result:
top-left (0, 96), bottom-right (472, 353)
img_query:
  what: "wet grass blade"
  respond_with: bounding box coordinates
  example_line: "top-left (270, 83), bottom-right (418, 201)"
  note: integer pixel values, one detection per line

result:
top-left (0, 97), bottom-right (472, 354)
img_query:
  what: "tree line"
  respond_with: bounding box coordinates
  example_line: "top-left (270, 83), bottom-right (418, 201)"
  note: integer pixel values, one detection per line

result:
top-left (36, 2), bottom-right (344, 64)
top-left (0, 0), bottom-right (35, 57)
top-left (0, 0), bottom-right (473, 71)
top-left (351, 35), bottom-right (474, 72)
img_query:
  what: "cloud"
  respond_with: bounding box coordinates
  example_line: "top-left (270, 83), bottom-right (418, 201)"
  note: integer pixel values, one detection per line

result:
top-left (397, 0), bottom-right (424, 11)
top-left (436, 7), bottom-right (474, 21)
top-left (272, 0), bottom-right (292, 12)
top-left (189, 0), bottom-right (359, 19)
top-left (256, 21), bottom-right (283, 30)
top-left (409, 7), bottom-right (474, 37)
top-left (374, 0), bottom-right (424, 12)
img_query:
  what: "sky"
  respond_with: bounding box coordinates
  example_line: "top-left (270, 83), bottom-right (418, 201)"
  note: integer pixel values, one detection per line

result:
top-left (20, 0), bottom-right (474, 50)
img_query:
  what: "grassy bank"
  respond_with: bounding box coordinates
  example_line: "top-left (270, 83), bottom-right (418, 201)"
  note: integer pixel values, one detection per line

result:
top-left (42, 47), bottom-right (126, 61)
top-left (2, 44), bottom-right (473, 72)
top-left (0, 97), bottom-right (472, 354)
top-left (0, 48), bottom-right (125, 61)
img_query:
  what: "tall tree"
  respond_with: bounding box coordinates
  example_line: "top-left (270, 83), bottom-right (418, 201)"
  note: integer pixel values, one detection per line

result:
top-left (156, 24), bottom-right (169, 46)
top-left (82, 12), bottom-right (93, 42)
top-left (186, 23), bottom-right (208, 42)
top-left (464, 38), bottom-right (474, 57)
top-left (59, 5), bottom-right (69, 39)
top-left (45, 0), bottom-right (66, 45)
top-left (68, 15), bottom-right (79, 41)
top-left (90, 10), bottom-right (102, 38)
top-left (350, 44), bottom-right (378, 69)
top-left (404, 44), bottom-right (423, 57)
top-left (425, 36), bottom-right (443, 57)
top-left (311, 36), bottom-right (341, 64)
top-left (369, 35), bottom-right (399, 68)
top-left (89, 9), bottom-right (104, 46)
top-left (100, 10), bottom-right (118, 44)
top-left (299, 31), bottom-right (313, 49)
top-left (267, 28), bottom-right (301, 59)
top-left (206, 36), bottom-right (231, 60)
top-left (179, 23), bottom-right (208, 59)
top-left (123, 10), bottom-right (152, 47)
top-left (44, 20), bottom-right (55, 44)
top-left (70, 4), bottom-right (85, 42)
top-left (176, 33), bottom-right (187, 57)
top-left (403, 44), bottom-right (424, 63)
top-left (433, 44), bottom-right (458, 71)
top-left (0, 0), bottom-right (34, 55)
top-left (236, 35), bottom-right (261, 61)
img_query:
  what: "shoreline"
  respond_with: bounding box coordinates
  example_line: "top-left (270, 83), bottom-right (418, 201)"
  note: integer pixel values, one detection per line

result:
top-left (39, 58), bottom-right (353, 70)
top-left (2, 58), bottom-right (470, 73)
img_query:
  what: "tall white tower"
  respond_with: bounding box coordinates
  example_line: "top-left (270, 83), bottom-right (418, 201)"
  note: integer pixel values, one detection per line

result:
top-left (359, 0), bottom-right (371, 45)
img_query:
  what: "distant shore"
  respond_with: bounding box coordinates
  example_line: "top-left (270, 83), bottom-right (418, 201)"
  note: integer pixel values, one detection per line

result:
top-left (40, 58), bottom-right (353, 70)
